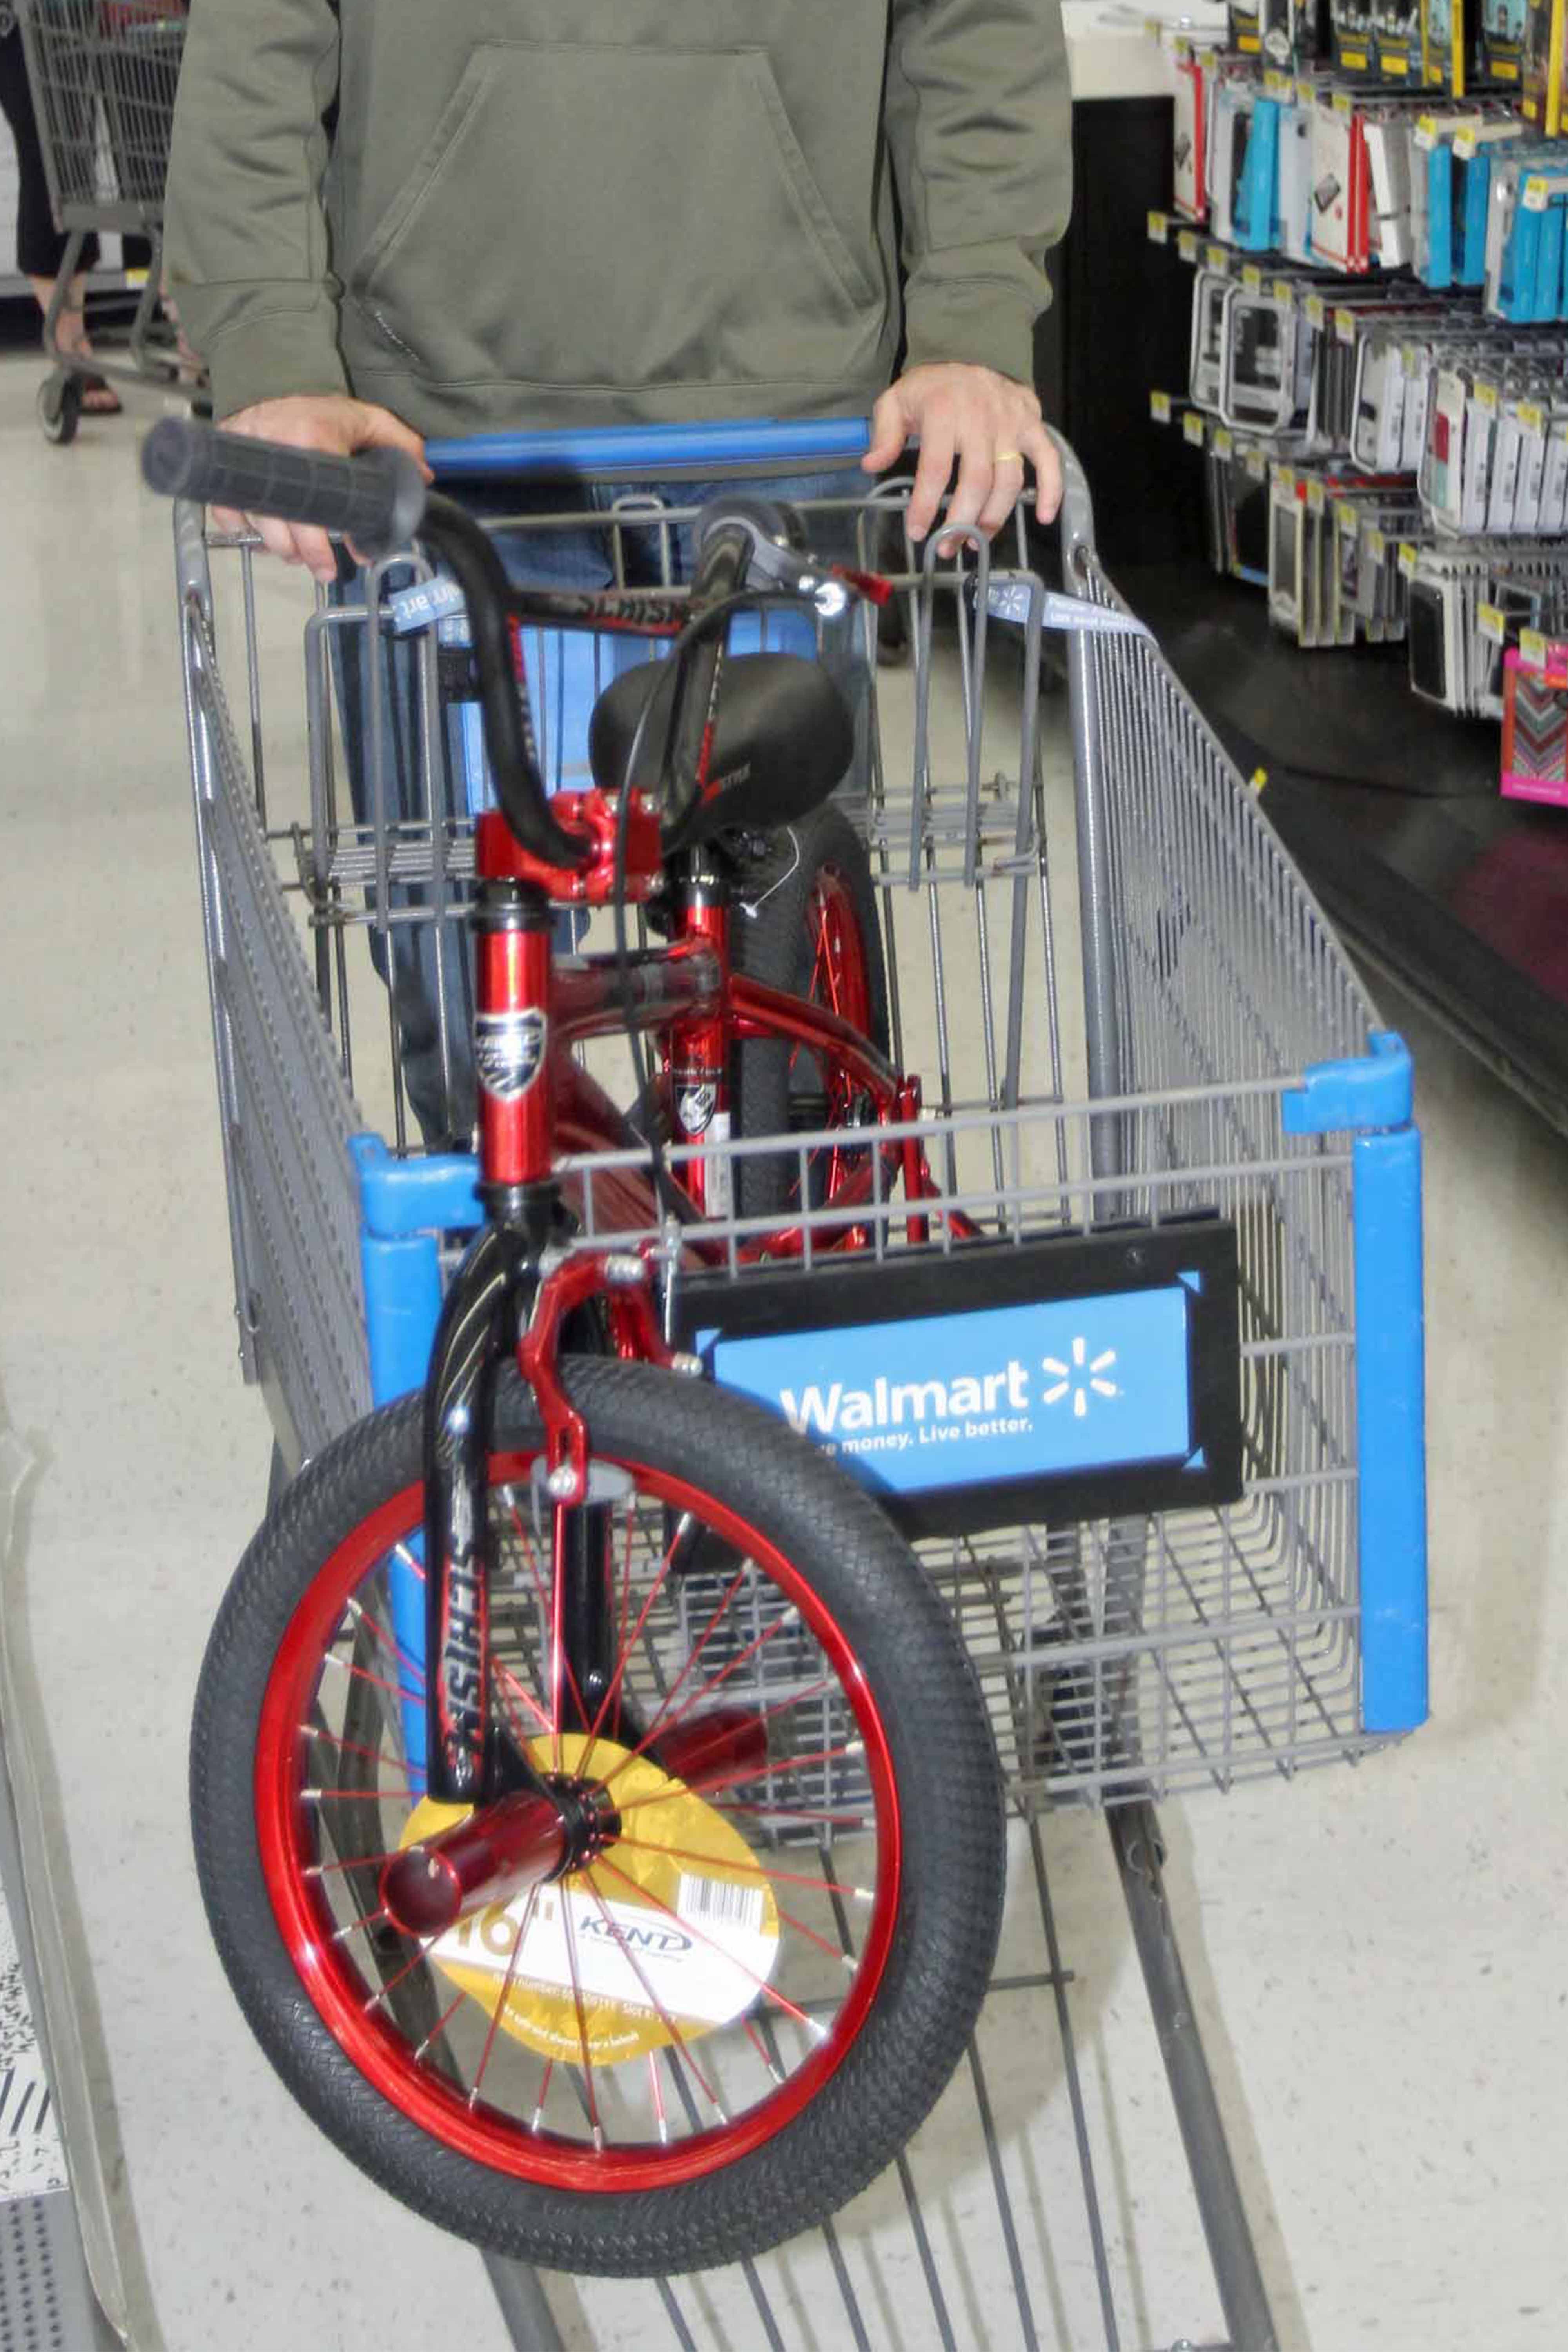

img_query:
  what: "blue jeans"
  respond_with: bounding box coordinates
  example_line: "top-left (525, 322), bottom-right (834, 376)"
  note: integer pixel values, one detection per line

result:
top-left (334, 470), bottom-right (877, 1149)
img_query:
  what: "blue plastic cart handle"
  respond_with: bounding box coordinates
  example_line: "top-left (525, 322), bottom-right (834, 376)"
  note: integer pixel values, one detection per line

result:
top-left (426, 417), bottom-right (873, 481)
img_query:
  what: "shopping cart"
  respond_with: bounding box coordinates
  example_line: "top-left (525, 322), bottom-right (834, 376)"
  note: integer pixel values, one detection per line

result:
top-left (169, 419), bottom-right (1428, 2349)
top-left (16, 0), bottom-right (191, 441)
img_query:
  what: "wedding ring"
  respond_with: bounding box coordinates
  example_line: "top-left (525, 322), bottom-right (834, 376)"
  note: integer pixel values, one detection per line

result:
top-left (994, 450), bottom-right (1025, 465)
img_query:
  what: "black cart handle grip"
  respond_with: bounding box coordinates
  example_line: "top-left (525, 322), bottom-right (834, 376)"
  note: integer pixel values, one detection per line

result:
top-left (141, 417), bottom-right (428, 560)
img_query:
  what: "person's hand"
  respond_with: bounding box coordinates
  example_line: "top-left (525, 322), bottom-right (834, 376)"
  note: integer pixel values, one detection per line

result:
top-left (862, 363), bottom-right (1062, 550)
top-left (213, 394), bottom-right (432, 584)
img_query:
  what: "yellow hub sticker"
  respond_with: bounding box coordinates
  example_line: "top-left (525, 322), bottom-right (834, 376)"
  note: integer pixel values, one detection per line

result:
top-left (400, 1733), bottom-right (781, 2065)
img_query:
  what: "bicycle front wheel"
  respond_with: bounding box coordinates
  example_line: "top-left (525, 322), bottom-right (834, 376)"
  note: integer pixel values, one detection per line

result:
top-left (191, 1358), bottom-right (1005, 2276)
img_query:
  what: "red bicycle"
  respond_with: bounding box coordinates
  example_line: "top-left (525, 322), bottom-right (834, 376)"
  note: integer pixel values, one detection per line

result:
top-left (144, 419), bottom-right (1004, 2278)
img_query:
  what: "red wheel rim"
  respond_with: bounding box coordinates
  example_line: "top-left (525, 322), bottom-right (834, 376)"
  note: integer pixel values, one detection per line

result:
top-left (254, 1450), bottom-right (902, 2192)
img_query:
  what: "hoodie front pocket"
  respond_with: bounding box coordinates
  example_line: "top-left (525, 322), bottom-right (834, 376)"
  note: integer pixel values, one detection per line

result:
top-left (349, 42), bottom-right (882, 390)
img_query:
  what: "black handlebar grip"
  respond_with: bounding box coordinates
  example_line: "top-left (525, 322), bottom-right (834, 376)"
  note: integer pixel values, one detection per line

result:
top-left (141, 417), bottom-right (427, 559)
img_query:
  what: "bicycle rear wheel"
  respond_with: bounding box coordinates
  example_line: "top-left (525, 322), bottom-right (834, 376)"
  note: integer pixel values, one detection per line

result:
top-left (191, 1357), bottom-right (1005, 2275)
top-left (731, 802), bottom-right (890, 1222)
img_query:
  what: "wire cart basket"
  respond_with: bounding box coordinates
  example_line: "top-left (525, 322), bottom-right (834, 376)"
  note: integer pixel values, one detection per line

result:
top-left (170, 420), bottom-right (1428, 2352)
top-left (16, 0), bottom-right (192, 440)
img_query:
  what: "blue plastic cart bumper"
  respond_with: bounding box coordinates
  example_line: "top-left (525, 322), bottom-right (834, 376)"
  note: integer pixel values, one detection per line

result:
top-left (350, 1137), bottom-right (484, 1786)
top-left (426, 417), bottom-right (873, 481)
top-left (1283, 1032), bottom-right (1428, 1737)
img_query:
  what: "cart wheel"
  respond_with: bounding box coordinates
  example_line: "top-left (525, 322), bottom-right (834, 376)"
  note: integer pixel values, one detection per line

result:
top-left (38, 373), bottom-right (80, 446)
top-left (731, 802), bottom-right (891, 1222)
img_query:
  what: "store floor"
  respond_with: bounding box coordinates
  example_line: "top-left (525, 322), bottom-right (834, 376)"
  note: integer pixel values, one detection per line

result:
top-left (0, 349), bottom-right (1563, 2352)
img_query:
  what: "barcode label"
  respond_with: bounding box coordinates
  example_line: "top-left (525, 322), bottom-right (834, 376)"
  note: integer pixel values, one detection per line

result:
top-left (678, 1874), bottom-right (766, 1936)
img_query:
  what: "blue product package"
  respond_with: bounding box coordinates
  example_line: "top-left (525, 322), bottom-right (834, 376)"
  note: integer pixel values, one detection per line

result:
top-left (1536, 193), bottom-right (1566, 319)
top-left (1426, 145), bottom-right (1454, 285)
top-left (1461, 147), bottom-right (1497, 284)
top-left (1498, 185), bottom-right (1540, 320)
top-left (1235, 97), bottom-right (1281, 251)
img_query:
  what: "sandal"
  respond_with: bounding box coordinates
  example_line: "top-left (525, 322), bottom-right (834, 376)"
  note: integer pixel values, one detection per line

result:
top-left (76, 373), bottom-right (123, 417)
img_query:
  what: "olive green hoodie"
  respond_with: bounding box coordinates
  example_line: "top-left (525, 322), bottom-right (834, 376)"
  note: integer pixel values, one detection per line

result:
top-left (165, 0), bottom-right (1071, 434)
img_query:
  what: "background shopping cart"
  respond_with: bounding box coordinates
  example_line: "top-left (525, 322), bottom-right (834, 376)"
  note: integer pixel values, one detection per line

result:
top-left (170, 418), bottom-right (1427, 2351)
top-left (16, 0), bottom-right (192, 440)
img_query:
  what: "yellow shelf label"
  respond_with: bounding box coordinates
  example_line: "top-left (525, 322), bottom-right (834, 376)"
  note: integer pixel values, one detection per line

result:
top-left (1205, 242), bottom-right (1230, 271)
top-left (1366, 528), bottom-right (1387, 559)
top-left (1454, 129), bottom-right (1479, 157)
top-left (124, 267), bottom-right (151, 290)
top-left (1276, 466), bottom-right (1299, 493)
top-left (1150, 389), bottom-right (1174, 424)
top-left (1523, 174), bottom-right (1552, 210)
top-left (1478, 603), bottom-right (1508, 643)
top-left (1333, 86), bottom-right (1356, 114)
top-left (1334, 306), bottom-right (1358, 345)
top-left (1178, 229), bottom-right (1200, 263)
top-left (1307, 479), bottom-right (1327, 514)
top-left (1494, 56), bottom-right (1520, 78)
top-left (1273, 275), bottom-right (1296, 305)
top-left (1147, 209), bottom-right (1170, 243)
top-left (1306, 293), bottom-right (1328, 328)
top-left (1238, 29), bottom-right (1261, 49)
top-left (1336, 499), bottom-right (1359, 529)
top-left (1519, 400), bottom-right (1546, 432)
top-left (1183, 410), bottom-right (1207, 446)
top-left (1475, 382), bottom-right (1499, 414)
top-left (1265, 69), bottom-right (1296, 98)
top-left (1245, 448), bottom-right (1269, 479)
top-left (1381, 47), bottom-right (1410, 72)
top-left (1243, 263), bottom-right (1264, 292)
top-left (1520, 626), bottom-right (1548, 670)
top-left (1213, 427), bottom-right (1234, 456)
top-left (1398, 542), bottom-right (1419, 578)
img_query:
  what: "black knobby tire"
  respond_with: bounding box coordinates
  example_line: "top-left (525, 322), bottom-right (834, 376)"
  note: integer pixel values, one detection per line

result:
top-left (191, 1359), bottom-right (1005, 2276)
top-left (730, 802), bottom-right (890, 1222)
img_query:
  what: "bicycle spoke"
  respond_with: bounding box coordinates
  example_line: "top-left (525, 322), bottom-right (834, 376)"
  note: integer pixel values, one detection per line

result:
top-left (468, 1883), bottom-right (540, 2112)
top-left (595, 1858), bottom-right (828, 2043)
top-left (577, 1873), bottom-right (725, 2125)
top-left (559, 1880), bottom-right (604, 2149)
top-left (344, 1593), bottom-right (426, 1688)
top-left (613, 1834), bottom-right (875, 1906)
top-left (614, 1740), bottom-right (862, 1818)
top-left (600, 1608), bottom-right (813, 1793)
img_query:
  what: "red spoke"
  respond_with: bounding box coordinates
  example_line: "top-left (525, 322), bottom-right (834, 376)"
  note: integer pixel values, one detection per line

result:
top-left (362, 1931), bottom-right (439, 2015)
top-left (559, 1879), bottom-right (604, 2146)
top-left (575, 1510), bottom-right (691, 1771)
top-left (416, 1987), bottom-right (469, 2065)
top-left (595, 1858), bottom-right (825, 2042)
top-left (331, 1655), bottom-right (421, 1708)
top-left (312, 1732), bottom-right (404, 1775)
top-left (712, 1802), bottom-right (875, 1829)
top-left (308, 1845), bottom-right (408, 1879)
top-left (577, 1499), bottom-right (643, 1779)
top-left (613, 1834), bottom-right (875, 1905)
top-left (392, 1541), bottom-right (426, 1584)
top-left (347, 1597), bottom-right (426, 1690)
top-left (493, 1657), bottom-right (552, 1735)
top-left (468, 1884), bottom-right (540, 2111)
top-left (577, 1874), bottom-right (723, 2123)
top-left (306, 1784), bottom-right (419, 1802)
top-left (613, 1740), bottom-right (861, 1819)
top-left (505, 1498), bottom-right (591, 1765)
top-left (599, 1606), bottom-right (804, 1795)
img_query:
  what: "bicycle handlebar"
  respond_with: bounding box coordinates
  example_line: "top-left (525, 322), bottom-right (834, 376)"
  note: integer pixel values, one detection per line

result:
top-left (141, 416), bottom-right (428, 561)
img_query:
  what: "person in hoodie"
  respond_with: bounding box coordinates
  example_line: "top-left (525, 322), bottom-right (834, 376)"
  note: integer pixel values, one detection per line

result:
top-left (163, 2), bottom-right (1072, 1145)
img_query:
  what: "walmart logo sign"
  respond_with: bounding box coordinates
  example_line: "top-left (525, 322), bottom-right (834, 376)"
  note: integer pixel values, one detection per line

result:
top-left (698, 1281), bottom-right (1201, 1501)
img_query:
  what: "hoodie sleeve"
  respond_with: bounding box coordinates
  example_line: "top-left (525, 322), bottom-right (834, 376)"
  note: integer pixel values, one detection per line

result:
top-left (883, 0), bottom-right (1073, 385)
top-left (163, 0), bottom-right (348, 419)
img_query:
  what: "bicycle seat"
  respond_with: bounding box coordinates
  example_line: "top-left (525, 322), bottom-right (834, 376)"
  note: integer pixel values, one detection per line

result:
top-left (588, 652), bottom-right (853, 847)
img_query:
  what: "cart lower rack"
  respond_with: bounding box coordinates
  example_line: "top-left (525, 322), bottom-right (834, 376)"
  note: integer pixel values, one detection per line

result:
top-left (171, 422), bottom-right (1427, 2348)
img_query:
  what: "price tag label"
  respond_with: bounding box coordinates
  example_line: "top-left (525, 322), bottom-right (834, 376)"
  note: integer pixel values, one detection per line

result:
top-left (1336, 498), bottom-right (1359, 529)
top-left (1276, 465), bottom-right (1299, 494)
top-left (1238, 28), bottom-right (1261, 50)
top-left (1402, 341), bottom-right (1421, 370)
top-left (1475, 382), bottom-right (1499, 413)
top-left (1178, 229), bottom-right (1200, 264)
top-left (1334, 307), bottom-right (1357, 345)
top-left (1183, 410), bottom-right (1208, 446)
top-left (1147, 209), bottom-right (1170, 244)
top-left (1333, 87), bottom-right (1356, 115)
top-left (1297, 74), bottom-right (1317, 103)
top-left (124, 267), bottom-right (151, 290)
top-left (1245, 447), bottom-right (1269, 479)
top-left (1273, 275), bottom-right (1297, 306)
top-left (1172, 33), bottom-right (1192, 58)
top-left (1519, 400), bottom-right (1546, 432)
top-left (1398, 541), bottom-right (1419, 577)
top-left (1205, 242), bottom-right (1230, 271)
top-left (1454, 128), bottom-right (1479, 158)
top-left (1524, 174), bottom-right (1552, 211)
top-left (1381, 46), bottom-right (1410, 72)
top-left (1150, 389), bottom-right (1174, 423)
top-left (1265, 69), bottom-right (1295, 98)
top-left (1414, 114), bottom-right (1440, 150)
top-left (1242, 263), bottom-right (1264, 292)
top-left (1520, 626), bottom-right (1548, 670)
top-left (1366, 527), bottom-right (1387, 559)
top-left (1307, 479), bottom-right (1327, 514)
top-left (1305, 293), bottom-right (1327, 329)
top-left (1213, 426), bottom-right (1234, 456)
top-left (1477, 602), bottom-right (1507, 643)
top-left (1494, 55), bottom-right (1520, 79)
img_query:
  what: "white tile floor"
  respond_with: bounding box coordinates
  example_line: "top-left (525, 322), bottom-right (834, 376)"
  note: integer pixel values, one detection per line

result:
top-left (0, 345), bottom-right (1564, 2352)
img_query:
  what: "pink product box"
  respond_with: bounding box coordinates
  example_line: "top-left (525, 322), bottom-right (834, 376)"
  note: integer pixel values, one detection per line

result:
top-left (1501, 646), bottom-right (1568, 807)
